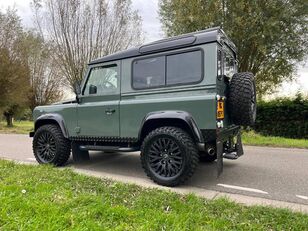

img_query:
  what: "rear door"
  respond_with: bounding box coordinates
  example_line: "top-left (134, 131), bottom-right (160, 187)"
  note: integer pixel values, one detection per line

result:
top-left (77, 61), bottom-right (120, 137)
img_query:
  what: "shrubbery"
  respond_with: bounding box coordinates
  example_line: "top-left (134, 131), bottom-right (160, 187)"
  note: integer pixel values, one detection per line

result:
top-left (254, 95), bottom-right (308, 139)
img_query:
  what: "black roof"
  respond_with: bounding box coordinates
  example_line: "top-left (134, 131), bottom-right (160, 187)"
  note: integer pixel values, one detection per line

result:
top-left (89, 27), bottom-right (235, 65)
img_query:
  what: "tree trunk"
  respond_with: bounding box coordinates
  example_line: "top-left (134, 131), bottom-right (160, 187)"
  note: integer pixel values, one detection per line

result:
top-left (4, 113), bottom-right (13, 127)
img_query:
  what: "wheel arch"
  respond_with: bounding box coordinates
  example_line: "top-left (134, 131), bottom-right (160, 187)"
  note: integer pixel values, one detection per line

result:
top-left (34, 114), bottom-right (69, 138)
top-left (138, 111), bottom-right (204, 144)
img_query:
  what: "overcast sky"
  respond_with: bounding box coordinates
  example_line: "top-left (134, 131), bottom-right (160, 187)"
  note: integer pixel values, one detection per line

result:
top-left (0, 0), bottom-right (307, 96)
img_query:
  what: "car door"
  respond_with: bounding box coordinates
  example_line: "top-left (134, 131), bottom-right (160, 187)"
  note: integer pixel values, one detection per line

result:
top-left (77, 61), bottom-right (120, 137)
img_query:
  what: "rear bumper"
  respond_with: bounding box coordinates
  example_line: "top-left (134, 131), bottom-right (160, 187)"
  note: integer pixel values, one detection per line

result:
top-left (217, 125), bottom-right (240, 142)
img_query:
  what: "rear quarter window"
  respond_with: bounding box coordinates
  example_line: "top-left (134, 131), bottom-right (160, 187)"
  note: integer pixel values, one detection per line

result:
top-left (132, 49), bottom-right (203, 89)
top-left (166, 50), bottom-right (202, 85)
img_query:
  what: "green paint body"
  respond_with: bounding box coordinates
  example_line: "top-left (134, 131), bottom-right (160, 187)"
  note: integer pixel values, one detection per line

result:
top-left (33, 42), bottom-right (233, 139)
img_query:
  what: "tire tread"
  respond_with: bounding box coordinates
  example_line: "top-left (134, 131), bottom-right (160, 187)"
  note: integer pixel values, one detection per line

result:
top-left (33, 124), bottom-right (71, 166)
top-left (140, 126), bottom-right (199, 186)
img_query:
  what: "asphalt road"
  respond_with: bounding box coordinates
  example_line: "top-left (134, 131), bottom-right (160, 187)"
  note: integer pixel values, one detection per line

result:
top-left (0, 134), bottom-right (307, 206)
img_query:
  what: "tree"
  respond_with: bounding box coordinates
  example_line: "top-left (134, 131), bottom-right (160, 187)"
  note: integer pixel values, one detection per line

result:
top-left (32, 0), bottom-right (143, 91)
top-left (22, 31), bottom-right (64, 111)
top-left (0, 9), bottom-right (31, 126)
top-left (159, 0), bottom-right (308, 96)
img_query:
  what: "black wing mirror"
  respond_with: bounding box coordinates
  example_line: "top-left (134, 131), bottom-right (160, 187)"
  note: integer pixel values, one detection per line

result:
top-left (74, 82), bottom-right (81, 103)
top-left (89, 84), bottom-right (97, 94)
top-left (74, 82), bottom-right (81, 95)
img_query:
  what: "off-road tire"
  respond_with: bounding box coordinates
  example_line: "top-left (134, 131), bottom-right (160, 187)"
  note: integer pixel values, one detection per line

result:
top-left (140, 126), bottom-right (199, 187)
top-left (33, 124), bottom-right (71, 166)
top-left (228, 72), bottom-right (256, 126)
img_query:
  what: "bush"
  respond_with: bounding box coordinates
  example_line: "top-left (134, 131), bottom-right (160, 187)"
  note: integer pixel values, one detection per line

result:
top-left (254, 95), bottom-right (308, 139)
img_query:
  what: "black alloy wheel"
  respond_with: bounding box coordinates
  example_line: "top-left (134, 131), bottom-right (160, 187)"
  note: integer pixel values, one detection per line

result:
top-left (141, 126), bottom-right (199, 186)
top-left (33, 124), bottom-right (71, 166)
top-left (36, 130), bottom-right (57, 163)
top-left (147, 137), bottom-right (183, 178)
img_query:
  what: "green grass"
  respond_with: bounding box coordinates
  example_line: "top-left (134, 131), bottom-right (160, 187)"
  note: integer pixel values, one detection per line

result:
top-left (0, 160), bottom-right (307, 230)
top-left (0, 120), bottom-right (33, 134)
top-left (242, 130), bottom-right (308, 149)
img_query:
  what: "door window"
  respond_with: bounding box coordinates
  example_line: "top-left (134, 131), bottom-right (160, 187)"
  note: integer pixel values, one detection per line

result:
top-left (83, 65), bottom-right (118, 95)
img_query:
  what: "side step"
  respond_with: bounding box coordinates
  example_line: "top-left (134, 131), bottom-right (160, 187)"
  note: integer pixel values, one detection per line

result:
top-left (79, 145), bottom-right (139, 152)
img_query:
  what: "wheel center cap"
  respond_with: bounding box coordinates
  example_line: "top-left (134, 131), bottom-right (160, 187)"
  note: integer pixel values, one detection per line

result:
top-left (163, 154), bottom-right (168, 159)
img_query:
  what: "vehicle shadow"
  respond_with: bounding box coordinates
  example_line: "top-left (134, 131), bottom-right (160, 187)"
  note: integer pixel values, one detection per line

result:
top-left (69, 151), bottom-right (240, 188)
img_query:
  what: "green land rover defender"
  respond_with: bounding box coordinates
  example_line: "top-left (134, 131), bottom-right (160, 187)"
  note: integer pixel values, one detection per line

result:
top-left (30, 27), bottom-right (256, 186)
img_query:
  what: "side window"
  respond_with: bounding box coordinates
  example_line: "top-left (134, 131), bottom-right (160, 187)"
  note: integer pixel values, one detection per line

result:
top-left (132, 49), bottom-right (203, 89)
top-left (83, 65), bottom-right (118, 95)
top-left (224, 52), bottom-right (235, 78)
top-left (166, 50), bottom-right (202, 85)
top-left (132, 56), bottom-right (165, 89)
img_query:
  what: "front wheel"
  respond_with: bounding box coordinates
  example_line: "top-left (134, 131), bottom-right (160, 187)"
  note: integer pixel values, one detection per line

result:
top-left (140, 127), bottom-right (199, 186)
top-left (33, 124), bottom-right (71, 166)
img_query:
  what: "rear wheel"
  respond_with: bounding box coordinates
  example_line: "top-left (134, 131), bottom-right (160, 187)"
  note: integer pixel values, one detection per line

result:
top-left (140, 127), bottom-right (199, 186)
top-left (33, 124), bottom-right (71, 166)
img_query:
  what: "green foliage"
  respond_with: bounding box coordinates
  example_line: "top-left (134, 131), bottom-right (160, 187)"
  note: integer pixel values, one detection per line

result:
top-left (0, 159), bottom-right (307, 230)
top-left (0, 9), bottom-right (63, 125)
top-left (0, 9), bottom-right (31, 125)
top-left (242, 130), bottom-right (308, 149)
top-left (159, 0), bottom-right (308, 96)
top-left (22, 31), bottom-right (64, 111)
top-left (254, 95), bottom-right (308, 139)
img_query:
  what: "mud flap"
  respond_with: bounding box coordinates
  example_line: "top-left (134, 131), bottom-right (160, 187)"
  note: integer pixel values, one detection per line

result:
top-left (72, 142), bottom-right (90, 163)
top-left (216, 139), bottom-right (224, 177)
top-left (236, 132), bottom-right (244, 157)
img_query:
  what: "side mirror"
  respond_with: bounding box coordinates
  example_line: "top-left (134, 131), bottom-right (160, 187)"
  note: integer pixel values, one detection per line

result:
top-left (89, 84), bottom-right (97, 94)
top-left (74, 83), bottom-right (81, 103)
top-left (74, 83), bottom-right (81, 95)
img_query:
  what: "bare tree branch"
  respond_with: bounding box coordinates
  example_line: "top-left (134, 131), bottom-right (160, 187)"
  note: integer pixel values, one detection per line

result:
top-left (32, 0), bottom-right (143, 91)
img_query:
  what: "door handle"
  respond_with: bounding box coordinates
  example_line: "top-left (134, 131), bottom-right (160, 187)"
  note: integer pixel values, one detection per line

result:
top-left (105, 109), bottom-right (116, 115)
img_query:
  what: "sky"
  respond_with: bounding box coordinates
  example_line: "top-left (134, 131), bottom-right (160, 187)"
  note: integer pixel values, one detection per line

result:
top-left (0, 0), bottom-right (307, 96)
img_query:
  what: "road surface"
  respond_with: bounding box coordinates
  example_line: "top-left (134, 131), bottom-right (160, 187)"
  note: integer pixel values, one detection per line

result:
top-left (0, 134), bottom-right (307, 207)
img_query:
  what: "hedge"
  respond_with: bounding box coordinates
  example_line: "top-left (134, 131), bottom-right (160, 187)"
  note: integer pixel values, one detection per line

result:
top-left (254, 96), bottom-right (308, 139)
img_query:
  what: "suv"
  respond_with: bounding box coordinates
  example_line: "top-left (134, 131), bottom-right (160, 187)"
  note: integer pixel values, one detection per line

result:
top-left (30, 27), bottom-right (256, 186)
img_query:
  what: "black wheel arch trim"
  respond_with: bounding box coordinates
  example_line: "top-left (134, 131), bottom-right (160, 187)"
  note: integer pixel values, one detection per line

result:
top-left (32, 113), bottom-right (69, 138)
top-left (138, 111), bottom-right (204, 143)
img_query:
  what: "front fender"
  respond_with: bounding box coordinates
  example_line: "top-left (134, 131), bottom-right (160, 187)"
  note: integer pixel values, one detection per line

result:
top-left (33, 113), bottom-right (69, 138)
top-left (139, 111), bottom-right (204, 143)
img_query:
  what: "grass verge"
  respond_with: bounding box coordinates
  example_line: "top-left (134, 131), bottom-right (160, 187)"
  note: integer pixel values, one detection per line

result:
top-left (242, 130), bottom-right (308, 149)
top-left (0, 120), bottom-right (33, 135)
top-left (0, 159), bottom-right (307, 230)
